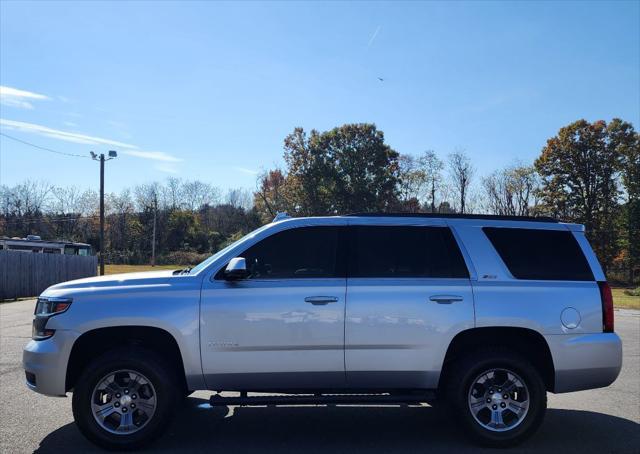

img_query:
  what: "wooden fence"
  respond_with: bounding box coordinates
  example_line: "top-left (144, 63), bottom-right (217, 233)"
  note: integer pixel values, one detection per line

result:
top-left (0, 250), bottom-right (97, 300)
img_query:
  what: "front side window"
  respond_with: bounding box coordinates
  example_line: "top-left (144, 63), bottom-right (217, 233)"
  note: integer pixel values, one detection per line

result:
top-left (349, 226), bottom-right (469, 278)
top-left (229, 226), bottom-right (342, 279)
top-left (483, 227), bottom-right (594, 281)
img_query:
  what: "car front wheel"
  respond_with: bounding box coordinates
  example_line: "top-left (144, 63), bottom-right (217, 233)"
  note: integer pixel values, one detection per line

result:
top-left (72, 347), bottom-right (179, 450)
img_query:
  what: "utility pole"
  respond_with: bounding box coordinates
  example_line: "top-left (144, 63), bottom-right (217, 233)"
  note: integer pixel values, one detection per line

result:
top-left (91, 150), bottom-right (118, 276)
top-left (151, 197), bottom-right (157, 267)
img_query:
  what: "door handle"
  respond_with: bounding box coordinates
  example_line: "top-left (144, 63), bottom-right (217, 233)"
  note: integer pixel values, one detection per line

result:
top-left (304, 296), bottom-right (339, 305)
top-left (429, 295), bottom-right (464, 304)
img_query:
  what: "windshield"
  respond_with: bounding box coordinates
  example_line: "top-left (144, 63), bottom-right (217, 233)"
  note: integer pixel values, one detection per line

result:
top-left (187, 223), bottom-right (273, 275)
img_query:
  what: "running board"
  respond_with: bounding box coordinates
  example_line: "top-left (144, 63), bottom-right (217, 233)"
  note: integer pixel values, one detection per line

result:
top-left (209, 392), bottom-right (435, 407)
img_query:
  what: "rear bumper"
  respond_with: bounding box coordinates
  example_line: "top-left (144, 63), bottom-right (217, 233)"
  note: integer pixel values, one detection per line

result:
top-left (23, 330), bottom-right (78, 397)
top-left (545, 332), bottom-right (622, 393)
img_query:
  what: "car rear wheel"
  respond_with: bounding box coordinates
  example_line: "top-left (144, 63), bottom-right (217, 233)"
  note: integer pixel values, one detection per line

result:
top-left (72, 347), bottom-right (179, 450)
top-left (446, 348), bottom-right (547, 447)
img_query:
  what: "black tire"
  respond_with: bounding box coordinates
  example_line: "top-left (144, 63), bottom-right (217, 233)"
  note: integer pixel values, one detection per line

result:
top-left (72, 347), bottom-right (180, 450)
top-left (445, 348), bottom-right (547, 448)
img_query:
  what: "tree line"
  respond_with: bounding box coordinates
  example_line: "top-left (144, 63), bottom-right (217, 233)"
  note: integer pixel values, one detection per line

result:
top-left (1, 119), bottom-right (638, 283)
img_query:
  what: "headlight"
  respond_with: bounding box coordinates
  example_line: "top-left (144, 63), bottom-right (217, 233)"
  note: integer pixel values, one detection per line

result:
top-left (32, 297), bottom-right (72, 340)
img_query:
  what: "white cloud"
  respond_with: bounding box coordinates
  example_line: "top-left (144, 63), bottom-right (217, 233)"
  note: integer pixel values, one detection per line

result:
top-left (155, 163), bottom-right (179, 174)
top-left (0, 118), bottom-right (138, 148)
top-left (63, 121), bottom-right (78, 127)
top-left (367, 26), bottom-right (381, 48)
top-left (0, 118), bottom-right (182, 165)
top-left (233, 166), bottom-right (259, 175)
top-left (0, 86), bottom-right (49, 109)
top-left (121, 150), bottom-right (182, 162)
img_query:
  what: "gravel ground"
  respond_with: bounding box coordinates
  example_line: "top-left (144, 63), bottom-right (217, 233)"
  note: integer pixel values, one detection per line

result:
top-left (1, 300), bottom-right (638, 453)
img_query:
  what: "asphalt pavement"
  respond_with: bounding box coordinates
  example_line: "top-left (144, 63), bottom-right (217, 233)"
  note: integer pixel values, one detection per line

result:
top-left (1, 299), bottom-right (638, 453)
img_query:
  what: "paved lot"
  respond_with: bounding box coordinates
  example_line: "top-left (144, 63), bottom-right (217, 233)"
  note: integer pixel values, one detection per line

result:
top-left (1, 299), bottom-right (638, 453)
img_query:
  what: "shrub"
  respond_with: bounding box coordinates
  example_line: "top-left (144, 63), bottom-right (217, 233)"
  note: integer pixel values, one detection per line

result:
top-left (156, 250), bottom-right (210, 266)
top-left (624, 287), bottom-right (640, 297)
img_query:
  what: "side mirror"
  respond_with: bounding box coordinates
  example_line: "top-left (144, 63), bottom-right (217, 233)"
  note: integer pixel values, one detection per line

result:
top-left (224, 257), bottom-right (249, 281)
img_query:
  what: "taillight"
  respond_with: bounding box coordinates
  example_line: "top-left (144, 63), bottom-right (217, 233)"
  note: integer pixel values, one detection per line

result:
top-left (598, 282), bottom-right (614, 333)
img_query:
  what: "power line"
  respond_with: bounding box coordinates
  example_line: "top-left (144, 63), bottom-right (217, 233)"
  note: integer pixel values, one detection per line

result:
top-left (0, 132), bottom-right (90, 159)
top-left (1, 216), bottom-right (100, 225)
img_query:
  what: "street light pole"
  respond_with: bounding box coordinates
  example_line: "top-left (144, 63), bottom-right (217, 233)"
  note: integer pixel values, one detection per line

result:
top-left (99, 153), bottom-right (105, 275)
top-left (91, 150), bottom-right (117, 276)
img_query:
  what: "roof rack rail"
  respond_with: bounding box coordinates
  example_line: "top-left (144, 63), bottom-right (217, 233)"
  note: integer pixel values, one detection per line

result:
top-left (344, 212), bottom-right (559, 223)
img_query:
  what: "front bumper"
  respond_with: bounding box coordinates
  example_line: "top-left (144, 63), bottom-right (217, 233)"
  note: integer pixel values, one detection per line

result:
top-left (546, 332), bottom-right (623, 393)
top-left (23, 329), bottom-right (79, 397)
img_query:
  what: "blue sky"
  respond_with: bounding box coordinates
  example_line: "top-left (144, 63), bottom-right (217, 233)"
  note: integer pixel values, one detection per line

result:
top-left (1, 1), bottom-right (639, 193)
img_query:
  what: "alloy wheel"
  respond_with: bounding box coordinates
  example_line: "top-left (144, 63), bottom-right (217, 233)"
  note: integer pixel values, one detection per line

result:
top-left (467, 368), bottom-right (530, 432)
top-left (90, 369), bottom-right (157, 435)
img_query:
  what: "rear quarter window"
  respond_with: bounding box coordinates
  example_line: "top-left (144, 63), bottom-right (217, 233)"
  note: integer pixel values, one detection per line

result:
top-left (483, 227), bottom-right (594, 281)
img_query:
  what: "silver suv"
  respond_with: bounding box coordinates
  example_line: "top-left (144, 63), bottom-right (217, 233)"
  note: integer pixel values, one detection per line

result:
top-left (23, 214), bottom-right (622, 449)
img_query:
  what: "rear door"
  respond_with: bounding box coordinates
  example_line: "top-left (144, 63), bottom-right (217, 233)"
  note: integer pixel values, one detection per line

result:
top-left (345, 221), bottom-right (475, 389)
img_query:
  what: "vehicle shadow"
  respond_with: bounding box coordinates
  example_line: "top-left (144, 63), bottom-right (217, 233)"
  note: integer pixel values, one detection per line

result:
top-left (35, 395), bottom-right (640, 453)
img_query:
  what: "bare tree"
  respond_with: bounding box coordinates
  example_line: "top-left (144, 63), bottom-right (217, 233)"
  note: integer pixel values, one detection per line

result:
top-left (448, 151), bottom-right (475, 214)
top-left (397, 154), bottom-right (426, 204)
top-left (483, 165), bottom-right (540, 216)
top-left (0, 180), bottom-right (53, 236)
top-left (48, 186), bottom-right (98, 240)
top-left (419, 150), bottom-right (444, 213)
top-left (134, 182), bottom-right (161, 212)
top-left (0, 185), bottom-right (12, 218)
top-left (226, 188), bottom-right (252, 210)
top-left (162, 177), bottom-right (183, 210)
top-left (107, 190), bottom-right (136, 251)
top-left (182, 180), bottom-right (220, 211)
top-left (6, 180), bottom-right (53, 216)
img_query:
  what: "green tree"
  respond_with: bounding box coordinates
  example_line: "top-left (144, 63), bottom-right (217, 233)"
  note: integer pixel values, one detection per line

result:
top-left (322, 124), bottom-right (400, 213)
top-left (283, 128), bottom-right (332, 215)
top-left (166, 210), bottom-right (200, 251)
top-left (276, 123), bottom-right (400, 215)
top-left (535, 119), bottom-right (635, 273)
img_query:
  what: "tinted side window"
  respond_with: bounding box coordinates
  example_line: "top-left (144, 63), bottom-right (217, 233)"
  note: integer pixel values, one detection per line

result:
top-left (483, 227), bottom-right (594, 281)
top-left (350, 226), bottom-right (469, 278)
top-left (231, 226), bottom-right (342, 279)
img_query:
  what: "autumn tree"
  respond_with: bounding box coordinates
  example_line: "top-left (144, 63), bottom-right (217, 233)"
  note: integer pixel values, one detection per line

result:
top-left (254, 168), bottom-right (292, 222)
top-left (535, 119), bottom-right (635, 273)
top-left (613, 119), bottom-right (640, 281)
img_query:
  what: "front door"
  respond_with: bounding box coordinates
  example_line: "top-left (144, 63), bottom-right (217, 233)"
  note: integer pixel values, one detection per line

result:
top-left (200, 224), bottom-right (347, 390)
top-left (345, 223), bottom-right (474, 389)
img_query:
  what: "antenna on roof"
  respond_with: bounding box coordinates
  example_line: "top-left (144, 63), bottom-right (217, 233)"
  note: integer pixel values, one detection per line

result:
top-left (272, 212), bottom-right (290, 222)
